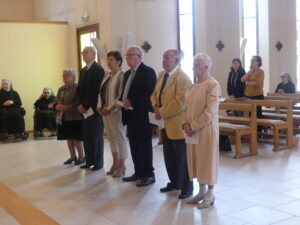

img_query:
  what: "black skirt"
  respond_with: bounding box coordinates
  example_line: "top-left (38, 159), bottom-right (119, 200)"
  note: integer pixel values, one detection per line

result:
top-left (57, 120), bottom-right (82, 141)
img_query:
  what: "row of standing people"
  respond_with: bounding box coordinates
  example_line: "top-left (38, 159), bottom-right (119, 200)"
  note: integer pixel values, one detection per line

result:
top-left (55, 45), bottom-right (220, 208)
top-left (95, 47), bottom-right (220, 208)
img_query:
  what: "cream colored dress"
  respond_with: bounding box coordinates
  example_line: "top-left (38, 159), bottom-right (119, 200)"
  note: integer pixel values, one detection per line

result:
top-left (185, 76), bottom-right (220, 185)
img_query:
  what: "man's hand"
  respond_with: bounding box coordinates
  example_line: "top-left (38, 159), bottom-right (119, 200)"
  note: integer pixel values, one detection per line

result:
top-left (77, 104), bottom-right (87, 114)
top-left (123, 99), bottom-right (132, 109)
top-left (153, 106), bottom-right (161, 120)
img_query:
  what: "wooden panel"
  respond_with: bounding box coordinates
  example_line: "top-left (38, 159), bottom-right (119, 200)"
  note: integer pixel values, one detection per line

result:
top-left (0, 183), bottom-right (60, 225)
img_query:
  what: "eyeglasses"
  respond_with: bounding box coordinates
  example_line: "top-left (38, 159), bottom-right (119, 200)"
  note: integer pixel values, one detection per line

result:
top-left (125, 53), bottom-right (140, 57)
top-left (81, 51), bottom-right (90, 55)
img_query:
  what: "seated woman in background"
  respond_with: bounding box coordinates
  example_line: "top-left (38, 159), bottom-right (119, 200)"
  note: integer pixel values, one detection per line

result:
top-left (227, 58), bottom-right (246, 99)
top-left (34, 88), bottom-right (56, 137)
top-left (0, 79), bottom-right (28, 142)
top-left (53, 69), bottom-right (85, 166)
top-left (275, 72), bottom-right (295, 94)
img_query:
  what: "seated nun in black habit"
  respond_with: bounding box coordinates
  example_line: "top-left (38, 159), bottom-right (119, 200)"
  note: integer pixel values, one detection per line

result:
top-left (33, 87), bottom-right (56, 137)
top-left (0, 79), bottom-right (27, 142)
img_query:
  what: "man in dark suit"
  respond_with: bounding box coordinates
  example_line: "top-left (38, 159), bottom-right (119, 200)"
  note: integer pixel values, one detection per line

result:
top-left (120, 46), bottom-right (157, 187)
top-left (77, 46), bottom-right (105, 171)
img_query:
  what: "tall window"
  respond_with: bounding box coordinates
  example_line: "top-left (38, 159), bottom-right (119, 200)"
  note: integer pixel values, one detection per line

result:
top-left (178, 0), bottom-right (194, 81)
top-left (242, 0), bottom-right (258, 70)
top-left (297, 0), bottom-right (300, 90)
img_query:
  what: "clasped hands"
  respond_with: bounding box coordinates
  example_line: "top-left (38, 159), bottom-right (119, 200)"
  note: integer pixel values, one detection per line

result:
top-left (55, 102), bottom-right (68, 112)
top-left (183, 123), bottom-right (194, 137)
top-left (3, 100), bottom-right (13, 106)
top-left (97, 107), bottom-right (110, 116)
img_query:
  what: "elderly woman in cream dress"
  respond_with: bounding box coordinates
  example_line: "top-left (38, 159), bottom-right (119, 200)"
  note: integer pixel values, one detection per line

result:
top-left (183, 53), bottom-right (220, 209)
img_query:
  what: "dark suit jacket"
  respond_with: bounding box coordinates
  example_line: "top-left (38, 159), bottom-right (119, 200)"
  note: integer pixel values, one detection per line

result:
top-left (77, 61), bottom-right (105, 111)
top-left (121, 63), bottom-right (156, 125)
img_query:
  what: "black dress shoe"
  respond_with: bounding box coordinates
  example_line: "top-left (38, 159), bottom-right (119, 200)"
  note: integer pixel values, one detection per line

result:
top-left (90, 166), bottom-right (101, 171)
top-left (0, 135), bottom-right (8, 143)
top-left (122, 174), bottom-right (139, 182)
top-left (160, 185), bottom-right (180, 193)
top-left (80, 164), bottom-right (92, 169)
top-left (178, 191), bottom-right (192, 199)
top-left (136, 177), bottom-right (155, 187)
top-left (63, 157), bottom-right (77, 165)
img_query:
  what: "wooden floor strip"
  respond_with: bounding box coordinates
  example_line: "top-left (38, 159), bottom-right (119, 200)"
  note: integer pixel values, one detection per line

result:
top-left (0, 183), bottom-right (60, 225)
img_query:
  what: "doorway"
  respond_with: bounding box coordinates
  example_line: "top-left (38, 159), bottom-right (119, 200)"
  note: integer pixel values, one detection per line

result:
top-left (77, 23), bottom-right (100, 70)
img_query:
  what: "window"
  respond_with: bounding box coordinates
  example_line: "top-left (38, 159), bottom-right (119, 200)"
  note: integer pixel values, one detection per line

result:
top-left (297, 0), bottom-right (300, 90)
top-left (77, 24), bottom-right (100, 70)
top-left (241, 0), bottom-right (258, 70)
top-left (177, 0), bottom-right (195, 81)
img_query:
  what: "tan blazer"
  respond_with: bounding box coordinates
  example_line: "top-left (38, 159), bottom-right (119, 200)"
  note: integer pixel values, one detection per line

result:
top-left (151, 67), bottom-right (192, 139)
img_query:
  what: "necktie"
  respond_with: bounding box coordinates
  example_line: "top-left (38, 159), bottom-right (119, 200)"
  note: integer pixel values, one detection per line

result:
top-left (158, 73), bottom-right (169, 107)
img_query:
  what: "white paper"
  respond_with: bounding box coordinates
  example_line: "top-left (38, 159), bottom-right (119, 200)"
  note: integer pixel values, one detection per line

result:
top-left (116, 100), bottom-right (133, 110)
top-left (83, 107), bottom-right (94, 119)
top-left (148, 112), bottom-right (165, 128)
top-left (184, 131), bottom-right (199, 145)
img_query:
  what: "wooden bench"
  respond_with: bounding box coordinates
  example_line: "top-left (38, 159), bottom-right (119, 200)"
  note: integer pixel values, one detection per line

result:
top-left (265, 95), bottom-right (300, 133)
top-left (219, 102), bottom-right (257, 158)
top-left (225, 98), bottom-right (296, 152)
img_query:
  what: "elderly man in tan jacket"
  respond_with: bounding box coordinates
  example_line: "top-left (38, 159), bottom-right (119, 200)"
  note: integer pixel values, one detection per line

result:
top-left (151, 49), bottom-right (193, 199)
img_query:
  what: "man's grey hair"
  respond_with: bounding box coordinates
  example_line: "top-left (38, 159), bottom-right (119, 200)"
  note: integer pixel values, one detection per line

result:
top-left (169, 49), bottom-right (182, 62)
top-left (63, 69), bottom-right (77, 81)
top-left (84, 46), bottom-right (96, 55)
top-left (128, 45), bottom-right (143, 58)
top-left (194, 53), bottom-right (212, 71)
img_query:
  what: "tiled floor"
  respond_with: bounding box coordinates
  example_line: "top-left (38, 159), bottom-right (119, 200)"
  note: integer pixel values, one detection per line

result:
top-left (1, 137), bottom-right (300, 225)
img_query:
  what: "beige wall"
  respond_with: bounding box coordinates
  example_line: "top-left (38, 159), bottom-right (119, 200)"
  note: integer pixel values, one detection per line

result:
top-left (34, 0), bottom-right (178, 74)
top-left (268, 0), bottom-right (297, 92)
top-left (195, 0), bottom-right (241, 96)
top-left (0, 0), bottom-right (34, 20)
top-left (0, 22), bottom-right (69, 130)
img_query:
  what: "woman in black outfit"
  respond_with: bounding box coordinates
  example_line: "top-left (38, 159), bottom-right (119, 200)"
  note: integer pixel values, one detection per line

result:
top-left (34, 88), bottom-right (56, 137)
top-left (0, 79), bottom-right (27, 141)
top-left (227, 58), bottom-right (246, 116)
top-left (227, 58), bottom-right (246, 99)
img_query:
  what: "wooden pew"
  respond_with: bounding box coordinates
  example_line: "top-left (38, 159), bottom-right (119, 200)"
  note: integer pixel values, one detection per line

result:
top-left (219, 102), bottom-right (257, 158)
top-left (264, 94), bottom-right (300, 133)
top-left (225, 98), bottom-right (296, 152)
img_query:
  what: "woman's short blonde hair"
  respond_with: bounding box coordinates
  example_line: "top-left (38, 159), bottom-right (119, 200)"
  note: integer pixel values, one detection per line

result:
top-left (194, 53), bottom-right (212, 71)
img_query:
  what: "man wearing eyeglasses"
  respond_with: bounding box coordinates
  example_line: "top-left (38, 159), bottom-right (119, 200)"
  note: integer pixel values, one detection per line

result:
top-left (151, 49), bottom-right (193, 199)
top-left (119, 46), bottom-right (157, 187)
top-left (77, 46), bottom-right (105, 171)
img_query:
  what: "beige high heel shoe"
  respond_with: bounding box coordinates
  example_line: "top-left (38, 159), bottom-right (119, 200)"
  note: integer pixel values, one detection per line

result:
top-left (187, 193), bottom-right (205, 204)
top-left (197, 196), bottom-right (215, 209)
top-left (106, 165), bottom-right (117, 175)
top-left (113, 166), bottom-right (126, 177)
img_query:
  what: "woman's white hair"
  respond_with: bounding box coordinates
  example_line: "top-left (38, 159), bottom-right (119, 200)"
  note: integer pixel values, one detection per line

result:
top-left (194, 53), bottom-right (212, 71)
top-left (63, 69), bottom-right (77, 81)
